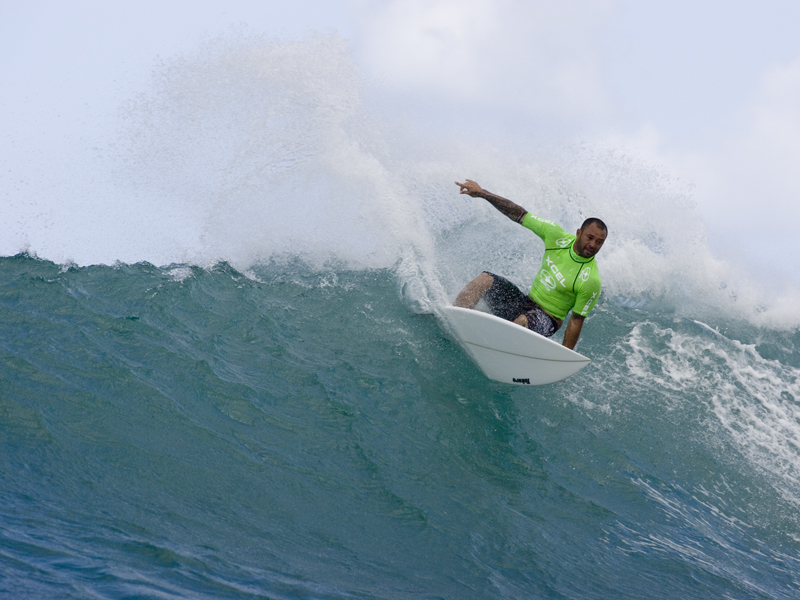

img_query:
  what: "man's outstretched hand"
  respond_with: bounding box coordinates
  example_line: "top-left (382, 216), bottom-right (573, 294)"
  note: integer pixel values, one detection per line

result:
top-left (455, 179), bottom-right (484, 197)
top-left (454, 178), bottom-right (527, 223)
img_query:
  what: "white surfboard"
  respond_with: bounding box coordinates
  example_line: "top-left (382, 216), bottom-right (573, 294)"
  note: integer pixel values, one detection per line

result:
top-left (440, 306), bottom-right (590, 385)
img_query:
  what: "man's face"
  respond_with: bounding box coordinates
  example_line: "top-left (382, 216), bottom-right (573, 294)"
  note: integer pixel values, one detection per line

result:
top-left (574, 223), bottom-right (607, 258)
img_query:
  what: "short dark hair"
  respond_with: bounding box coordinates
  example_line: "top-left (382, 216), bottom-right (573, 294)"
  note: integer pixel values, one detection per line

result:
top-left (580, 217), bottom-right (607, 233)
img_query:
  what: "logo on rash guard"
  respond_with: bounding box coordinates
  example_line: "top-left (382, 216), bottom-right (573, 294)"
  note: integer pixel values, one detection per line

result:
top-left (580, 267), bottom-right (591, 282)
top-left (556, 237), bottom-right (572, 248)
top-left (580, 291), bottom-right (597, 315)
top-left (530, 215), bottom-right (557, 226)
top-left (545, 257), bottom-right (567, 287)
top-left (540, 270), bottom-right (556, 290)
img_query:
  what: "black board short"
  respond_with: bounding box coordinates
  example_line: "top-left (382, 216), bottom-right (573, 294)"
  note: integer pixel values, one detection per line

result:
top-left (482, 272), bottom-right (559, 338)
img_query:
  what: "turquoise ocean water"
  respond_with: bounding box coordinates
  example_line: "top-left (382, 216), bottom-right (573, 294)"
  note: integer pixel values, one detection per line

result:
top-left (4, 34), bottom-right (800, 599)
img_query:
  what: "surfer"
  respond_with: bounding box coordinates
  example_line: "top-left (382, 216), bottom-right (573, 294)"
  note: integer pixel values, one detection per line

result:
top-left (453, 179), bottom-right (606, 350)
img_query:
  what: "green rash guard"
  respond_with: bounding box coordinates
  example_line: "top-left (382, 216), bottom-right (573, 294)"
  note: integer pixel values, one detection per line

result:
top-left (520, 213), bottom-right (602, 320)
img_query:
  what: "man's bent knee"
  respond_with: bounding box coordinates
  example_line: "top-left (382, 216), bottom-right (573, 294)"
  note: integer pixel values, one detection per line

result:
top-left (474, 272), bottom-right (494, 289)
top-left (513, 314), bottom-right (529, 328)
top-left (455, 272), bottom-right (494, 308)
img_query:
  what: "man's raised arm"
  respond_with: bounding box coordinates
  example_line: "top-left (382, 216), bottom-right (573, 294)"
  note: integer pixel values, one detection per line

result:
top-left (455, 179), bottom-right (527, 223)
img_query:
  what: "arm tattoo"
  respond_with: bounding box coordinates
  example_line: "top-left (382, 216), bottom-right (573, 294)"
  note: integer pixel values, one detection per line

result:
top-left (477, 190), bottom-right (528, 223)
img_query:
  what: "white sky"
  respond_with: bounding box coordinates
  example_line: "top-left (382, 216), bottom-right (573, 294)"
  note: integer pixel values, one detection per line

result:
top-left (2, 0), bottom-right (800, 278)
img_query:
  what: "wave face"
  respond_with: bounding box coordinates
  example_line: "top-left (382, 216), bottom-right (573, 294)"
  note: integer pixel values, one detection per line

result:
top-left (4, 34), bottom-right (800, 599)
top-left (3, 255), bottom-right (800, 599)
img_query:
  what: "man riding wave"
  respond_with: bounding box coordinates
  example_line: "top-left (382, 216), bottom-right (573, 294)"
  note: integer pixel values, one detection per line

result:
top-left (453, 179), bottom-right (607, 350)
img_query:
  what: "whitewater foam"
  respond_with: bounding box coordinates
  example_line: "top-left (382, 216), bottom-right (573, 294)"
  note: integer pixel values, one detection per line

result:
top-left (3, 31), bottom-right (800, 328)
top-left (621, 319), bottom-right (800, 507)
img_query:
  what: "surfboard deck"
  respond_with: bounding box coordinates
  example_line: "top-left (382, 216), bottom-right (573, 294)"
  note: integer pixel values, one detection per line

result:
top-left (440, 306), bottom-right (590, 385)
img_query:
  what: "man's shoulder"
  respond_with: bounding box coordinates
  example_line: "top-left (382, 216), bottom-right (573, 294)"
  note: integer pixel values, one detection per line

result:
top-left (522, 213), bottom-right (559, 226)
top-left (521, 213), bottom-right (562, 228)
top-left (521, 213), bottom-right (568, 239)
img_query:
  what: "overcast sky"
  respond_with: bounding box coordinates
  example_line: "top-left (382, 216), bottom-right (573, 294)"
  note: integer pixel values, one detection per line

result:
top-left (2, 0), bottom-right (800, 276)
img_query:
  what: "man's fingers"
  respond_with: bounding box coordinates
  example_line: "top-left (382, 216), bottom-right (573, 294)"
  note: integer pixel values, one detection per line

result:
top-left (455, 179), bottom-right (474, 188)
top-left (455, 178), bottom-right (481, 195)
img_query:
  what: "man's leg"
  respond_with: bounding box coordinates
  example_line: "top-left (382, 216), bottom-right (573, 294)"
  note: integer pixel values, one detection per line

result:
top-left (454, 272), bottom-right (494, 308)
top-left (513, 314), bottom-right (529, 328)
top-left (516, 304), bottom-right (560, 337)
